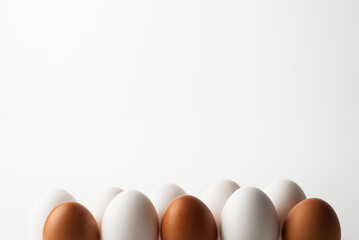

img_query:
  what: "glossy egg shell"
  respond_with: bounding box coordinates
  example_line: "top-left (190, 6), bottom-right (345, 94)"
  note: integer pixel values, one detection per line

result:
top-left (283, 198), bottom-right (341, 240)
top-left (28, 189), bottom-right (76, 240)
top-left (101, 190), bottom-right (159, 240)
top-left (149, 183), bottom-right (186, 224)
top-left (221, 186), bottom-right (279, 240)
top-left (161, 195), bottom-right (217, 240)
top-left (91, 186), bottom-right (123, 230)
top-left (201, 179), bottom-right (240, 240)
top-left (264, 179), bottom-right (306, 239)
top-left (43, 201), bottom-right (99, 240)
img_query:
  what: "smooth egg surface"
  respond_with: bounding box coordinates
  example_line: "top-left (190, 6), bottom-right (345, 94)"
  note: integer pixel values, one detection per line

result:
top-left (161, 195), bottom-right (217, 240)
top-left (282, 198), bottom-right (341, 240)
top-left (91, 186), bottom-right (123, 230)
top-left (264, 179), bottom-right (306, 239)
top-left (221, 186), bottom-right (279, 240)
top-left (101, 190), bottom-right (159, 240)
top-left (149, 183), bottom-right (186, 224)
top-left (28, 189), bottom-right (76, 240)
top-left (201, 179), bottom-right (240, 240)
top-left (43, 201), bottom-right (99, 240)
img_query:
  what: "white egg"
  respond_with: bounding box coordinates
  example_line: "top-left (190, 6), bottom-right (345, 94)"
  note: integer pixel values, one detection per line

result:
top-left (221, 186), bottom-right (279, 240)
top-left (91, 186), bottom-right (123, 230)
top-left (201, 179), bottom-right (240, 240)
top-left (149, 183), bottom-right (186, 224)
top-left (264, 179), bottom-right (306, 240)
top-left (28, 189), bottom-right (76, 240)
top-left (101, 190), bottom-right (159, 240)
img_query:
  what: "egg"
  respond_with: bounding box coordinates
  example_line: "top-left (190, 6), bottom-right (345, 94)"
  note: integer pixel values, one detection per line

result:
top-left (91, 187), bottom-right (123, 230)
top-left (43, 201), bottom-right (99, 240)
top-left (201, 179), bottom-right (240, 240)
top-left (264, 179), bottom-right (306, 239)
top-left (28, 189), bottom-right (76, 240)
top-left (101, 190), bottom-right (159, 240)
top-left (161, 195), bottom-right (217, 240)
top-left (221, 186), bottom-right (279, 240)
top-left (282, 198), bottom-right (341, 240)
top-left (149, 183), bottom-right (186, 224)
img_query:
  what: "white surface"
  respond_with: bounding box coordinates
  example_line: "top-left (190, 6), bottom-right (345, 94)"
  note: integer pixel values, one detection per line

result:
top-left (90, 186), bottom-right (123, 230)
top-left (264, 179), bottom-right (306, 240)
top-left (201, 179), bottom-right (240, 240)
top-left (101, 190), bottom-right (158, 240)
top-left (0, 0), bottom-right (358, 239)
top-left (221, 186), bottom-right (279, 240)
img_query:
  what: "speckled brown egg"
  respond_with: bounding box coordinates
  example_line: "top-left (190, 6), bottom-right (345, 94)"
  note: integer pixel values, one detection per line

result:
top-left (282, 198), bottom-right (341, 240)
top-left (43, 201), bottom-right (100, 240)
top-left (161, 195), bottom-right (217, 240)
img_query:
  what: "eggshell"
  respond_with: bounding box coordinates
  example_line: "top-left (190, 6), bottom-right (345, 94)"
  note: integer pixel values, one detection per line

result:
top-left (91, 187), bottom-right (123, 230)
top-left (43, 201), bottom-right (100, 240)
top-left (221, 186), bottom-right (279, 240)
top-left (149, 183), bottom-right (186, 223)
top-left (161, 195), bottom-right (217, 240)
top-left (282, 198), bottom-right (341, 240)
top-left (264, 179), bottom-right (306, 239)
top-left (201, 180), bottom-right (240, 240)
top-left (101, 190), bottom-right (159, 240)
top-left (28, 189), bottom-right (76, 240)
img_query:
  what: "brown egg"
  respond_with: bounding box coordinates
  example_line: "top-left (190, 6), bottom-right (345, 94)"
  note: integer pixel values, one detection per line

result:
top-left (282, 198), bottom-right (341, 240)
top-left (43, 201), bottom-right (100, 240)
top-left (161, 195), bottom-right (217, 240)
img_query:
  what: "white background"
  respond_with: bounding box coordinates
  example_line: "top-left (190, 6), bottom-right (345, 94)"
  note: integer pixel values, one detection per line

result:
top-left (0, 0), bottom-right (358, 239)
